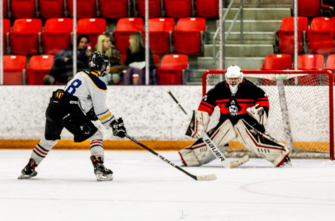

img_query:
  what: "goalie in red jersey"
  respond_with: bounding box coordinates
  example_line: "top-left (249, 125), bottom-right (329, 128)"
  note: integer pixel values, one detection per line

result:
top-left (179, 65), bottom-right (292, 168)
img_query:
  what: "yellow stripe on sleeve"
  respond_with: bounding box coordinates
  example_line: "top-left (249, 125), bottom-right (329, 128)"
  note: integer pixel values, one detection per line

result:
top-left (99, 112), bottom-right (112, 121)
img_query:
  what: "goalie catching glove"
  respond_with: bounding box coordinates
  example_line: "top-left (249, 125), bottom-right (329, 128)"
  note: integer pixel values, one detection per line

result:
top-left (185, 110), bottom-right (210, 139)
top-left (246, 104), bottom-right (268, 126)
top-left (110, 118), bottom-right (127, 138)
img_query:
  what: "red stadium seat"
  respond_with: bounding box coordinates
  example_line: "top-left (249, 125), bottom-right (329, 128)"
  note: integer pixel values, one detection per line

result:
top-left (26, 55), bottom-right (54, 85)
top-left (276, 17), bottom-right (308, 54)
top-left (3, 19), bottom-right (10, 54)
top-left (157, 54), bottom-right (188, 85)
top-left (99, 0), bottom-right (129, 19)
top-left (291, 54), bottom-right (324, 85)
top-left (10, 19), bottom-right (42, 55)
top-left (137, 0), bottom-right (162, 18)
top-left (307, 17), bottom-right (335, 54)
top-left (11, 0), bottom-right (35, 18)
top-left (113, 17), bottom-right (144, 54)
top-left (146, 18), bottom-right (174, 54)
top-left (39, 0), bottom-right (64, 18)
top-left (298, 0), bottom-right (320, 17)
top-left (77, 18), bottom-right (107, 49)
top-left (42, 18), bottom-right (73, 54)
top-left (2, 55), bottom-right (27, 85)
top-left (173, 17), bottom-right (206, 54)
top-left (261, 54), bottom-right (292, 70)
top-left (260, 54), bottom-right (292, 85)
top-left (3, 0), bottom-right (7, 17)
top-left (195, 0), bottom-right (218, 18)
top-left (164, 0), bottom-right (192, 18)
top-left (68, 0), bottom-right (96, 18)
top-left (326, 54), bottom-right (335, 70)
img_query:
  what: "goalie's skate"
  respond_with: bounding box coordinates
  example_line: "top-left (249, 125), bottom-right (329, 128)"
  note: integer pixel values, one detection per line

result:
top-left (18, 158), bottom-right (38, 179)
top-left (90, 156), bottom-right (113, 181)
top-left (277, 155), bottom-right (292, 168)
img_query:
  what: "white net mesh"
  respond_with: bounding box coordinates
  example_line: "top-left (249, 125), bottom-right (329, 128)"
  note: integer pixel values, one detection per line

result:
top-left (203, 70), bottom-right (334, 159)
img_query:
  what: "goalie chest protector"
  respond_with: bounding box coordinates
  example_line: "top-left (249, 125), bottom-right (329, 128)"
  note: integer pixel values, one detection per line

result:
top-left (198, 79), bottom-right (269, 125)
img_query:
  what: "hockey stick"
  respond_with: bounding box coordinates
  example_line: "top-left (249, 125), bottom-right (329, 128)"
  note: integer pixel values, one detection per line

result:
top-left (125, 134), bottom-right (217, 181)
top-left (167, 91), bottom-right (234, 169)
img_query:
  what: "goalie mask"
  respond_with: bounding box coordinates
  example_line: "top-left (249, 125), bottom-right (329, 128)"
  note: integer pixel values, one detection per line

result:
top-left (225, 65), bottom-right (243, 94)
top-left (89, 51), bottom-right (110, 77)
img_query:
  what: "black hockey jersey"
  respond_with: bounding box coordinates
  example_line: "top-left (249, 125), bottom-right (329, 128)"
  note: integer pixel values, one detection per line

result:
top-left (198, 79), bottom-right (270, 126)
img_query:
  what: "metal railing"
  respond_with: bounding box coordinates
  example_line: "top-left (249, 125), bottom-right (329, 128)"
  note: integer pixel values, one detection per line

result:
top-left (213, 0), bottom-right (245, 69)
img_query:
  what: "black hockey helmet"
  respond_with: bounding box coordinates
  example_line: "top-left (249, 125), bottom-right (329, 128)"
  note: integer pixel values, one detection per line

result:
top-left (88, 51), bottom-right (110, 76)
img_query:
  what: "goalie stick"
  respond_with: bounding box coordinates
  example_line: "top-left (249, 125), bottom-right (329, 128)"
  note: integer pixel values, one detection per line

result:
top-left (167, 91), bottom-right (249, 169)
top-left (126, 134), bottom-right (217, 181)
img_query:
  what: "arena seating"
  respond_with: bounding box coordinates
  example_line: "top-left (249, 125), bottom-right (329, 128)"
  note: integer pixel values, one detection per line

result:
top-left (3, 0), bottom-right (7, 17)
top-left (2, 55), bottom-right (27, 85)
top-left (173, 17), bottom-right (206, 54)
top-left (146, 18), bottom-right (175, 54)
top-left (261, 54), bottom-right (292, 70)
top-left (195, 0), bottom-right (218, 18)
top-left (298, 0), bottom-right (321, 17)
top-left (276, 17), bottom-right (308, 54)
top-left (42, 18), bottom-right (73, 55)
top-left (11, 0), bottom-right (35, 18)
top-left (113, 17), bottom-right (144, 54)
top-left (291, 54), bottom-right (324, 85)
top-left (260, 54), bottom-right (292, 85)
top-left (68, 0), bottom-right (97, 18)
top-left (326, 54), bottom-right (335, 70)
top-left (3, 19), bottom-right (10, 54)
top-left (26, 55), bottom-right (54, 85)
top-left (136, 0), bottom-right (162, 18)
top-left (164, 0), bottom-right (193, 18)
top-left (77, 18), bottom-right (107, 49)
top-left (99, 0), bottom-right (130, 19)
top-left (156, 54), bottom-right (188, 85)
top-left (10, 19), bottom-right (42, 55)
top-left (307, 17), bottom-right (335, 54)
top-left (39, 0), bottom-right (64, 18)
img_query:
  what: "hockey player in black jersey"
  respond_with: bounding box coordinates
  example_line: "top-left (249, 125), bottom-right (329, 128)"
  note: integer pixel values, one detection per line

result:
top-left (18, 52), bottom-right (127, 181)
top-left (179, 65), bottom-right (291, 168)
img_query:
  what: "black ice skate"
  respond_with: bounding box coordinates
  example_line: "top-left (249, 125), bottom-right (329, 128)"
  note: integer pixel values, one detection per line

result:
top-left (90, 155), bottom-right (113, 181)
top-left (278, 155), bottom-right (292, 168)
top-left (18, 158), bottom-right (38, 179)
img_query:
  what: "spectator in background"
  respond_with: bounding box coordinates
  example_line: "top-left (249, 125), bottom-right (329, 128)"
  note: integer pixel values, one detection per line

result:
top-left (121, 32), bottom-right (156, 85)
top-left (322, 0), bottom-right (335, 16)
top-left (43, 34), bottom-right (92, 85)
top-left (95, 34), bottom-right (124, 85)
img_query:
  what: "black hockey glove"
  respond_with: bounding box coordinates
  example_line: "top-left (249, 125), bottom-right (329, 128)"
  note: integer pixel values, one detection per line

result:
top-left (86, 107), bottom-right (98, 121)
top-left (110, 118), bottom-right (127, 138)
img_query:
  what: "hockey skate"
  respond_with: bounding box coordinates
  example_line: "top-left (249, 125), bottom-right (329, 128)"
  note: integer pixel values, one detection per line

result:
top-left (278, 155), bottom-right (292, 168)
top-left (90, 156), bottom-right (113, 181)
top-left (18, 158), bottom-right (38, 179)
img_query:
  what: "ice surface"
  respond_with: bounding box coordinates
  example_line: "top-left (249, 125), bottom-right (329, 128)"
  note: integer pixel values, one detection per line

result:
top-left (1, 150), bottom-right (335, 221)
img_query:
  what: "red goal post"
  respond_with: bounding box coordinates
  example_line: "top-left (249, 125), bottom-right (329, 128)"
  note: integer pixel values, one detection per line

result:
top-left (202, 70), bottom-right (334, 160)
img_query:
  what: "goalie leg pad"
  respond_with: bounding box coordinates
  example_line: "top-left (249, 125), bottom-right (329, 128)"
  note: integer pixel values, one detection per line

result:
top-left (234, 119), bottom-right (290, 167)
top-left (179, 119), bottom-right (236, 166)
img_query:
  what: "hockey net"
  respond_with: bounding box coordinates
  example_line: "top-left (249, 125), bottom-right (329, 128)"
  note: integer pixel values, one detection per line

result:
top-left (203, 70), bottom-right (334, 160)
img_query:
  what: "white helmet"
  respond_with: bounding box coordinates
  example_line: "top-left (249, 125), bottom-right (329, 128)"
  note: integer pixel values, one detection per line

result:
top-left (225, 65), bottom-right (243, 94)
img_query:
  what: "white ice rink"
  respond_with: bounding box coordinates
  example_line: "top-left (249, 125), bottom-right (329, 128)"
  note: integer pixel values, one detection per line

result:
top-left (1, 150), bottom-right (335, 221)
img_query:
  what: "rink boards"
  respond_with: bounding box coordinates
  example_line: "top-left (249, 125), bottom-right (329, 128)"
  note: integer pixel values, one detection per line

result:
top-left (0, 86), bottom-right (333, 152)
